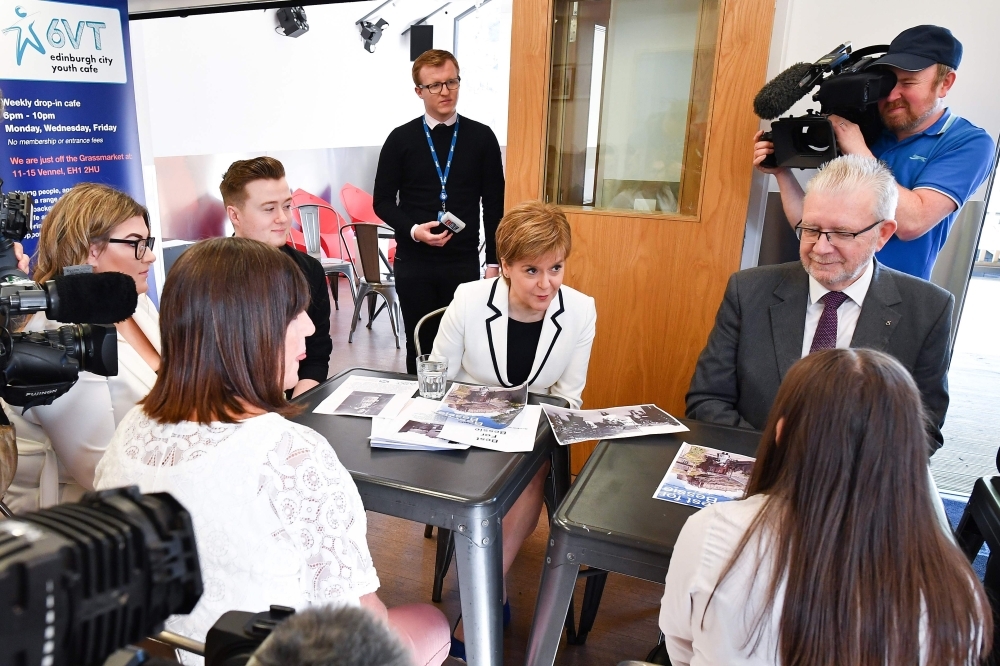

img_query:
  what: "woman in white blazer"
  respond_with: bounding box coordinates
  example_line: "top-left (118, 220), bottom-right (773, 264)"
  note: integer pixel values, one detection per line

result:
top-left (431, 200), bottom-right (596, 657)
top-left (2, 183), bottom-right (159, 513)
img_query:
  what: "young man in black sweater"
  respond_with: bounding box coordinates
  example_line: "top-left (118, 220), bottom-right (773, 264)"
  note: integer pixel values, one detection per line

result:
top-left (373, 49), bottom-right (505, 374)
top-left (221, 157), bottom-right (332, 396)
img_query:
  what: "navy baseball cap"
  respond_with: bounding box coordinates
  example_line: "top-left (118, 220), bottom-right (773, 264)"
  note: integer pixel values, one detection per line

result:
top-left (872, 25), bottom-right (963, 71)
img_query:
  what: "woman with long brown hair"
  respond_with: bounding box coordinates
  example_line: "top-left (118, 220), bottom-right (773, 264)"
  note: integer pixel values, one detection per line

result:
top-left (659, 348), bottom-right (991, 665)
top-left (95, 238), bottom-right (450, 666)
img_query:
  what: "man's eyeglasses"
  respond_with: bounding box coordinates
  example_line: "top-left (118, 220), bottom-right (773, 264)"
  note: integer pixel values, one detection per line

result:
top-left (417, 77), bottom-right (461, 94)
top-left (108, 236), bottom-right (156, 260)
top-left (795, 220), bottom-right (883, 246)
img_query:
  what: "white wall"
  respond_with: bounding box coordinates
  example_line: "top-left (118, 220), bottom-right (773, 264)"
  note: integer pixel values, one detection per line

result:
top-left (132, 0), bottom-right (511, 159)
top-left (765, 0), bottom-right (1000, 198)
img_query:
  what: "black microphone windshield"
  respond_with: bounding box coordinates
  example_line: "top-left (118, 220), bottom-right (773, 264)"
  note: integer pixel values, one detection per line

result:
top-left (753, 62), bottom-right (815, 120)
top-left (46, 272), bottom-right (139, 324)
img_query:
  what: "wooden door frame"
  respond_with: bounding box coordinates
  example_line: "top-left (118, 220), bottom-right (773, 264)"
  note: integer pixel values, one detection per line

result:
top-left (506, 0), bottom-right (775, 471)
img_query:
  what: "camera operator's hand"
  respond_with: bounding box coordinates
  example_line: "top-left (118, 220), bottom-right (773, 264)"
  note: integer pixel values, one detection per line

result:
top-left (13, 242), bottom-right (30, 274)
top-left (828, 115), bottom-right (875, 160)
top-left (752, 130), bottom-right (786, 175)
top-left (413, 220), bottom-right (453, 247)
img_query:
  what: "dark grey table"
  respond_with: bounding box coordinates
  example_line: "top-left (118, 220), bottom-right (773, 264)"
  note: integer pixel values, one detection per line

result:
top-left (524, 418), bottom-right (761, 666)
top-left (292, 368), bottom-right (570, 666)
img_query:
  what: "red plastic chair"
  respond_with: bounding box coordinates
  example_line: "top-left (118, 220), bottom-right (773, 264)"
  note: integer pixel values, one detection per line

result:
top-left (341, 184), bottom-right (396, 270)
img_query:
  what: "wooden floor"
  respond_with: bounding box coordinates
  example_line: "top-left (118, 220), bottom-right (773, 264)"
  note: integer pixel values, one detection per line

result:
top-left (330, 278), bottom-right (664, 666)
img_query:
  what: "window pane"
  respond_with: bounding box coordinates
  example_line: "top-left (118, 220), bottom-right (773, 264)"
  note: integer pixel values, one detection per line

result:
top-left (545, 0), bottom-right (719, 215)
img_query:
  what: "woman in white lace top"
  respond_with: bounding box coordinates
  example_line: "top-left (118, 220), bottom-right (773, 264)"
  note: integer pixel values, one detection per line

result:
top-left (95, 238), bottom-right (449, 666)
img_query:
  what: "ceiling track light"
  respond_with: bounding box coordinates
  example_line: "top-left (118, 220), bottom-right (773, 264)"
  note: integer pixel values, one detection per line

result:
top-left (356, 0), bottom-right (394, 53)
top-left (276, 6), bottom-right (309, 37)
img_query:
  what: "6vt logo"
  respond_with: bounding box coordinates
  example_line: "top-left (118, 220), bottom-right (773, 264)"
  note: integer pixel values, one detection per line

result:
top-left (3, 5), bottom-right (106, 66)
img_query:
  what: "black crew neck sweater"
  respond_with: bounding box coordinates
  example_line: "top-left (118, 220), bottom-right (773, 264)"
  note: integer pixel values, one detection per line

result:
top-left (373, 115), bottom-right (505, 263)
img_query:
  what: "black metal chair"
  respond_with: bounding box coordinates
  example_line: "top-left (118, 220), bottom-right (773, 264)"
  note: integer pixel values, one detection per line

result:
top-left (955, 447), bottom-right (1000, 664)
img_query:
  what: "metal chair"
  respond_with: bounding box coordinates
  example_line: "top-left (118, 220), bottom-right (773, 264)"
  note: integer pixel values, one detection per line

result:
top-left (955, 448), bottom-right (1000, 665)
top-left (295, 203), bottom-right (358, 310)
top-left (412, 307), bottom-right (455, 598)
top-left (341, 222), bottom-right (401, 349)
top-left (414, 307), bottom-right (448, 358)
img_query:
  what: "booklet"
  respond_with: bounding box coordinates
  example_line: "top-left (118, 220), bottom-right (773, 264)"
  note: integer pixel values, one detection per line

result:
top-left (652, 442), bottom-right (756, 508)
top-left (436, 382), bottom-right (528, 429)
top-left (370, 398), bottom-right (470, 451)
top-left (439, 405), bottom-right (542, 453)
top-left (540, 403), bottom-right (688, 446)
top-left (314, 375), bottom-right (418, 419)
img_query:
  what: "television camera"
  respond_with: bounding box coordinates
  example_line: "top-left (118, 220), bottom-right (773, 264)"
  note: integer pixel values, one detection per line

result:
top-left (755, 42), bottom-right (896, 168)
top-left (0, 178), bottom-right (137, 411)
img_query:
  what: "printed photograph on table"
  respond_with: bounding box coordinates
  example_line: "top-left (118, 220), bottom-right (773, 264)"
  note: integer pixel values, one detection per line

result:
top-left (437, 383), bottom-right (528, 429)
top-left (313, 375), bottom-right (417, 419)
top-left (541, 403), bottom-right (688, 446)
top-left (370, 397), bottom-right (470, 451)
top-left (335, 391), bottom-right (395, 417)
top-left (653, 443), bottom-right (756, 508)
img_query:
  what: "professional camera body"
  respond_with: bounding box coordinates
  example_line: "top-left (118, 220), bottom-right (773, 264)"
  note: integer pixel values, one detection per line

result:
top-left (0, 487), bottom-right (203, 666)
top-left (755, 42), bottom-right (896, 168)
top-left (0, 178), bottom-right (135, 410)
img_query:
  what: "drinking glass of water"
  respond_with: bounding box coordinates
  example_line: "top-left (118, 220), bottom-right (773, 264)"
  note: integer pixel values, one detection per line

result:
top-left (417, 355), bottom-right (448, 399)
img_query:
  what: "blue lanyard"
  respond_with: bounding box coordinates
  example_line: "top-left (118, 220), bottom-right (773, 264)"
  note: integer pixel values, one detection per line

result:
top-left (423, 116), bottom-right (459, 212)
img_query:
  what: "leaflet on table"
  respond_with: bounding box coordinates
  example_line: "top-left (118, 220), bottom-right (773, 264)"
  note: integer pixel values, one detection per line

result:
top-left (438, 405), bottom-right (542, 452)
top-left (370, 398), bottom-right (470, 451)
top-left (313, 376), bottom-right (418, 419)
top-left (436, 383), bottom-right (528, 429)
top-left (540, 403), bottom-right (688, 446)
top-left (653, 442), bottom-right (756, 508)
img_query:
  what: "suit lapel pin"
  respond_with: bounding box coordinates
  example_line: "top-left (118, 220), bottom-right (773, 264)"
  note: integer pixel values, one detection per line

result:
top-left (886, 321), bottom-right (891, 326)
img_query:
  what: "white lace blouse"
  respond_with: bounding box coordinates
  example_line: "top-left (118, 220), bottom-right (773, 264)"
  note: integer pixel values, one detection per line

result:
top-left (94, 406), bottom-right (380, 658)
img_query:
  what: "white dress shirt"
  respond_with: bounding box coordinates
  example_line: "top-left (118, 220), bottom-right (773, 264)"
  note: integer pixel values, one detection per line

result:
top-left (800, 259), bottom-right (875, 358)
top-left (410, 111), bottom-right (460, 242)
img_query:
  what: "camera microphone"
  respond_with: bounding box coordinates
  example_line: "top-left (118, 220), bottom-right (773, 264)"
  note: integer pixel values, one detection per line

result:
top-left (48, 271), bottom-right (140, 324)
top-left (2, 272), bottom-right (139, 325)
top-left (753, 62), bottom-right (815, 120)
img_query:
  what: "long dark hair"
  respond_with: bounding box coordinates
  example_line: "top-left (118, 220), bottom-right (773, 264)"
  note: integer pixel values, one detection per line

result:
top-left (142, 237), bottom-right (310, 424)
top-left (712, 348), bottom-right (991, 665)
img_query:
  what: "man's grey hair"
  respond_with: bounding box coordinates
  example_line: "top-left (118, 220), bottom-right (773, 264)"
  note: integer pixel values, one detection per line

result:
top-left (805, 154), bottom-right (899, 222)
top-left (248, 606), bottom-right (412, 666)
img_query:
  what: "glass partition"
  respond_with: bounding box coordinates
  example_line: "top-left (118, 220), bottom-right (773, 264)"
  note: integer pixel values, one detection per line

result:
top-left (544, 0), bottom-right (719, 216)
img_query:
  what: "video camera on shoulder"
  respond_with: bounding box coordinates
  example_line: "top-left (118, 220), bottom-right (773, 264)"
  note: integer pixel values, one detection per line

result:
top-left (0, 179), bottom-right (138, 410)
top-left (755, 42), bottom-right (895, 169)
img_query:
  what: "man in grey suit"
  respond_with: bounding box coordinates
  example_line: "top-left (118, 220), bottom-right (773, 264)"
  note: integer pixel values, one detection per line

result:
top-left (687, 155), bottom-right (953, 451)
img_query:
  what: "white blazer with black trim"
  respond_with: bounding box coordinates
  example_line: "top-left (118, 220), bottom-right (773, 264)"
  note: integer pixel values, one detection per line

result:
top-left (431, 277), bottom-right (597, 409)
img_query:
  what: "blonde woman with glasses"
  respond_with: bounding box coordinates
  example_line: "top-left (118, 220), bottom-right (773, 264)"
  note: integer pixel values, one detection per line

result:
top-left (1, 183), bottom-right (158, 513)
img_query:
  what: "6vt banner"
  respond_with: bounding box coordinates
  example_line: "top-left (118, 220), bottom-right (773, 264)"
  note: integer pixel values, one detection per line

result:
top-left (1, 0), bottom-right (144, 257)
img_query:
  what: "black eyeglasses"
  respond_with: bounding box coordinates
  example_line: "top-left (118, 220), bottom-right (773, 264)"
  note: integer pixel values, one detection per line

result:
top-left (794, 220), bottom-right (883, 246)
top-left (107, 236), bottom-right (156, 260)
top-left (417, 77), bottom-right (461, 94)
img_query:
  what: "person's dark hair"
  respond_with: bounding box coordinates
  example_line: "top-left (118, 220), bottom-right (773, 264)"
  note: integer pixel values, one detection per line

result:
top-left (710, 348), bottom-right (991, 665)
top-left (220, 156), bottom-right (286, 209)
top-left (142, 237), bottom-right (309, 424)
top-left (248, 606), bottom-right (410, 666)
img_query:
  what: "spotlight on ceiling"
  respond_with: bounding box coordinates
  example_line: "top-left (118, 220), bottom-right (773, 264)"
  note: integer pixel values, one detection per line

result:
top-left (359, 18), bottom-right (389, 52)
top-left (276, 6), bottom-right (309, 37)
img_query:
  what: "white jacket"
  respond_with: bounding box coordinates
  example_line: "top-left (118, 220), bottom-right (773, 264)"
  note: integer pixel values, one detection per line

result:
top-left (3, 294), bottom-right (160, 512)
top-left (431, 277), bottom-right (597, 409)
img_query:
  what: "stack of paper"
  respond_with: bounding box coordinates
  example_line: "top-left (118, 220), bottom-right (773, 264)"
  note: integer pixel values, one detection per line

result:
top-left (370, 398), bottom-right (471, 451)
top-left (313, 376), bottom-right (418, 419)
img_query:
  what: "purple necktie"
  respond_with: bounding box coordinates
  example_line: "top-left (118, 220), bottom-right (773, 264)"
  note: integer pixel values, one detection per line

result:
top-left (809, 291), bottom-right (850, 353)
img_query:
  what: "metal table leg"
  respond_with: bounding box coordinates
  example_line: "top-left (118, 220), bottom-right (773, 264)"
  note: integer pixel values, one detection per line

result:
top-left (454, 517), bottom-right (504, 666)
top-left (525, 529), bottom-right (582, 666)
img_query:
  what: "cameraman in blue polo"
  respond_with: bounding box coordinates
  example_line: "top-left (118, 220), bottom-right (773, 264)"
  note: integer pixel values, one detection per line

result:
top-left (754, 25), bottom-right (995, 280)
